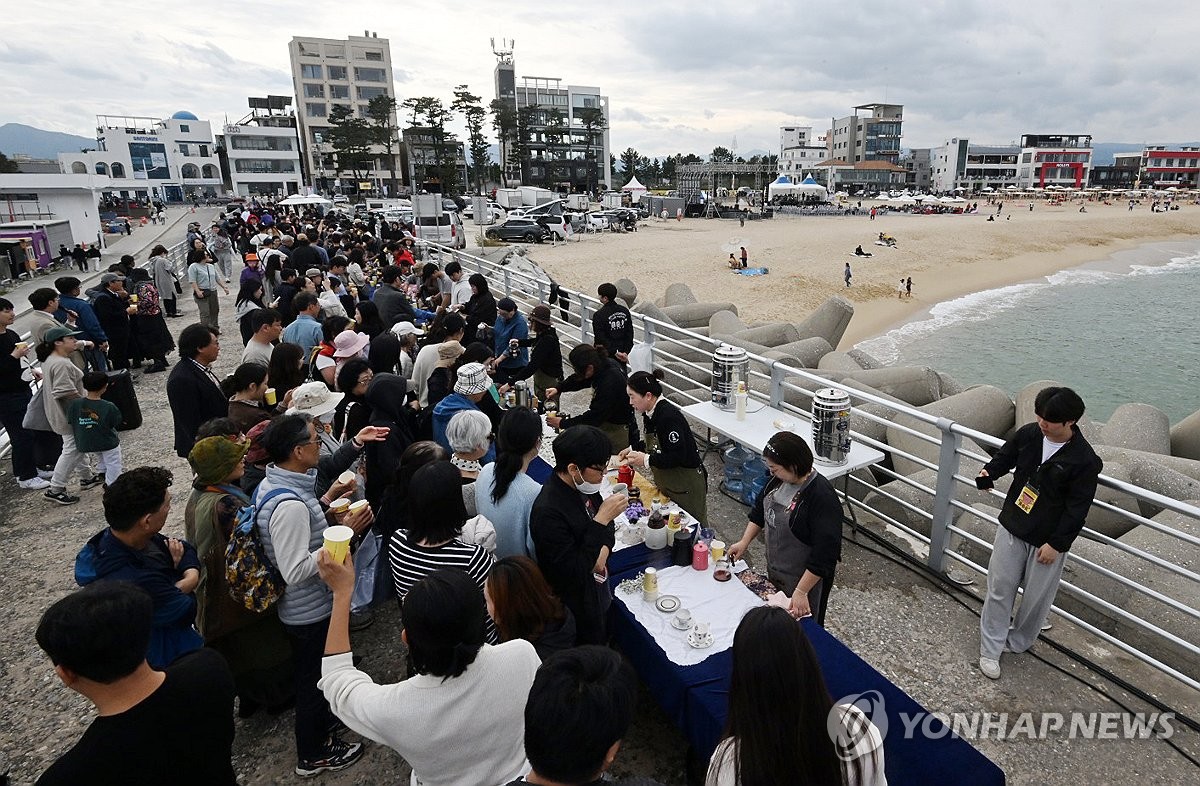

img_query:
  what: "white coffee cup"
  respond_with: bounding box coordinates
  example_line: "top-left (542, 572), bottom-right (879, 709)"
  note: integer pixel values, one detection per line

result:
top-left (692, 621), bottom-right (710, 638)
top-left (674, 609), bottom-right (692, 628)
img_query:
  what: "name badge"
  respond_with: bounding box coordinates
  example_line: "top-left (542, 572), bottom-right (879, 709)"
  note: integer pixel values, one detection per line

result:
top-left (1015, 484), bottom-right (1039, 514)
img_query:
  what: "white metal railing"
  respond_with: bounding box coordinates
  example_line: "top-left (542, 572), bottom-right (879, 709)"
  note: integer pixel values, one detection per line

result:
top-left (426, 239), bottom-right (1200, 695)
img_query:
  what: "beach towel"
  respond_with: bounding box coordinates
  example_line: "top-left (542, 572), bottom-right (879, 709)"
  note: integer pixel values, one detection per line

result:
top-left (735, 267), bottom-right (769, 276)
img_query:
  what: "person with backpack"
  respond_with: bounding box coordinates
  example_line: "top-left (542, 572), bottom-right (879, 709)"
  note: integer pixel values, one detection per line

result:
top-left (255, 414), bottom-right (375, 777)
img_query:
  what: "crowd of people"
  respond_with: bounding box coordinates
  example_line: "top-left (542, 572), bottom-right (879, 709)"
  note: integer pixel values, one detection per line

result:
top-left (32, 195), bottom-right (1116, 784)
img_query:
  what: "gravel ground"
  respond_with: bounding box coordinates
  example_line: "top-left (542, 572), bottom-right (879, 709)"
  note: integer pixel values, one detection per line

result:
top-left (1, 288), bottom-right (1196, 785)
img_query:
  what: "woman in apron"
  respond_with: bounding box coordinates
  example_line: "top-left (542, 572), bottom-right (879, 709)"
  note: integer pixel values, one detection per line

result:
top-left (619, 370), bottom-right (708, 525)
top-left (727, 432), bottom-right (843, 626)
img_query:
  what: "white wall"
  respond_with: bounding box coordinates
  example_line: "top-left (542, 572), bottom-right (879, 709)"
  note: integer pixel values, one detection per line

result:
top-left (0, 174), bottom-right (105, 245)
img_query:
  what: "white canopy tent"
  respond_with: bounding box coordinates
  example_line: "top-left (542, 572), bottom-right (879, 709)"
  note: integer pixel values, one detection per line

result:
top-left (278, 194), bottom-right (333, 206)
top-left (621, 176), bottom-right (648, 203)
top-left (768, 175), bottom-right (830, 202)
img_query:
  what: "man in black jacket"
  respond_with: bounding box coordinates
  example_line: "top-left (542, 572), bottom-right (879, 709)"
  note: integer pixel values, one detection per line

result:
top-left (590, 283), bottom-right (633, 363)
top-left (372, 266), bottom-right (419, 327)
top-left (92, 273), bottom-right (132, 369)
top-left (166, 324), bottom-right (228, 458)
top-left (545, 344), bottom-right (633, 452)
top-left (975, 386), bottom-right (1102, 680)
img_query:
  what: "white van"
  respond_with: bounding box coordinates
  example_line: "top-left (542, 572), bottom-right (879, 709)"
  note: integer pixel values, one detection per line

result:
top-left (415, 210), bottom-right (466, 250)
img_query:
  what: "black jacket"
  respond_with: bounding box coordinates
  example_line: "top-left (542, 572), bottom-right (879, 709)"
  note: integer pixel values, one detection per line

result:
top-left (363, 373), bottom-right (417, 511)
top-left (93, 290), bottom-right (131, 341)
top-left (635, 399), bottom-right (701, 470)
top-left (464, 291), bottom-right (497, 342)
top-left (513, 326), bottom-right (564, 382)
top-left (748, 473), bottom-right (843, 581)
top-left (372, 285), bottom-right (417, 328)
top-left (530, 473), bottom-right (615, 646)
top-left (591, 300), bottom-right (633, 357)
top-left (981, 422), bottom-right (1102, 552)
top-left (166, 359), bottom-right (229, 458)
top-left (558, 358), bottom-right (632, 430)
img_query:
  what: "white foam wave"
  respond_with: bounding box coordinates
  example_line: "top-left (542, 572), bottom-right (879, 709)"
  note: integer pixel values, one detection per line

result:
top-left (855, 243), bottom-right (1200, 363)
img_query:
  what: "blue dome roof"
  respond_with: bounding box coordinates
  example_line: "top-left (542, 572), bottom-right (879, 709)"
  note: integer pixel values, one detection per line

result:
top-left (171, 110), bottom-right (199, 120)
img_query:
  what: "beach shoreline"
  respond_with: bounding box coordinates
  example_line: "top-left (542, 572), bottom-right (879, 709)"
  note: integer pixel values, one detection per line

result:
top-left (516, 203), bottom-right (1200, 351)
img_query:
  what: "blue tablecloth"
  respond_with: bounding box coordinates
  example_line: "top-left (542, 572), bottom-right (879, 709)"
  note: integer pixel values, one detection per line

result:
top-left (606, 559), bottom-right (1005, 786)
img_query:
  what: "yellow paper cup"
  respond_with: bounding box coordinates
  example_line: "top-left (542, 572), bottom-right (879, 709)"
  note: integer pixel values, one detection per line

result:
top-left (338, 470), bottom-right (355, 485)
top-left (348, 499), bottom-right (369, 515)
top-left (710, 539), bottom-right (726, 561)
top-left (328, 498), bottom-right (350, 515)
top-left (264, 388), bottom-right (277, 406)
top-left (323, 525), bottom-right (354, 563)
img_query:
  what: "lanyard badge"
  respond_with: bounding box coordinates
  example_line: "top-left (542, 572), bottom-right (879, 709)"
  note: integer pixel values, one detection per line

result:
top-left (1015, 484), bottom-right (1039, 514)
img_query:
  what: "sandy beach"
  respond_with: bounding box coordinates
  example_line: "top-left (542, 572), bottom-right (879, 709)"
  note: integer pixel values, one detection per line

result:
top-left (510, 202), bottom-right (1200, 348)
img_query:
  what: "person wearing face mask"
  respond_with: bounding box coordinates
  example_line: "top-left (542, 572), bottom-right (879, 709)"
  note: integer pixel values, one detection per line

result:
top-left (544, 344), bottom-right (634, 453)
top-left (726, 432), bottom-right (842, 627)
top-left (491, 297), bottom-right (529, 386)
top-left (530, 425), bottom-right (628, 645)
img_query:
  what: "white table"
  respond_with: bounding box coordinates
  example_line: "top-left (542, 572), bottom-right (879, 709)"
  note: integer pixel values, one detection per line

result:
top-left (681, 400), bottom-right (885, 527)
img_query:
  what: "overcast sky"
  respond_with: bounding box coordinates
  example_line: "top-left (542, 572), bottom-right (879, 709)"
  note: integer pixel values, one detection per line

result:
top-left (5, 0), bottom-right (1198, 157)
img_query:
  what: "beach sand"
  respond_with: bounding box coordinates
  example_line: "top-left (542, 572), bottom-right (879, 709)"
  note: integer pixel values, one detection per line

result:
top-left (504, 202), bottom-right (1200, 349)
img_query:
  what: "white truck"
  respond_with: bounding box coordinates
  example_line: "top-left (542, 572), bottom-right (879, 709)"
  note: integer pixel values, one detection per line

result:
top-left (495, 188), bottom-right (523, 210)
top-left (520, 186), bottom-right (553, 206)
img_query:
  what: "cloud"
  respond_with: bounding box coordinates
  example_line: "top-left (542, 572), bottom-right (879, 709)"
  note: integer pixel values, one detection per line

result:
top-left (703, 109), bottom-right (715, 119)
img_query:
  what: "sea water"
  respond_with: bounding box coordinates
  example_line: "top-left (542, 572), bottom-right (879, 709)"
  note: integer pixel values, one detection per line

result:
top-left (855, 243), bottom-right (1200, 423)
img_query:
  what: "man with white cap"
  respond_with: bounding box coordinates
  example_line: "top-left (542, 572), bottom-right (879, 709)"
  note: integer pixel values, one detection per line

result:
top-left (432, 362), bottom-right (496, 464)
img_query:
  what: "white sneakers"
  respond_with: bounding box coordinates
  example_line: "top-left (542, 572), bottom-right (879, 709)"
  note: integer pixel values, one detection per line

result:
top-left (979, 657), bottom-right (1001, 680)
top-left (18, 477), bottom-right (51, 490)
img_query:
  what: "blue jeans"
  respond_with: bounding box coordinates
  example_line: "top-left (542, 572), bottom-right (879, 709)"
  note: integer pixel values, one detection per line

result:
top-left (0, 390), bottom-right (36, 480)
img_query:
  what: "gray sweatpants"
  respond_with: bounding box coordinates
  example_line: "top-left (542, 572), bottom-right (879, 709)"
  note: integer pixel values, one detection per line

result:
top-left (979, 526), bottom-right (1066, 660)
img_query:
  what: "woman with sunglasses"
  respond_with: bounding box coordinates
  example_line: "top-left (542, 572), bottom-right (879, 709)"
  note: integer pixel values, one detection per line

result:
top-left (727, 432), bottom-right (843, 626)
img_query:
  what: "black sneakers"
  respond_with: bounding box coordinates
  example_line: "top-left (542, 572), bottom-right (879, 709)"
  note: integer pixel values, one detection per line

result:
top-left (44, 489), bottom-right (81, 506)
top-left (295, 737), bottom-right (364, 777)
top-left (80, 473), bottom-right (106, 490)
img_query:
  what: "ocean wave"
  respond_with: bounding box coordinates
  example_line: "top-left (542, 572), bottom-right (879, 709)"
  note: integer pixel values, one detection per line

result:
top-left (854, 245), bottom-right (1200, 363)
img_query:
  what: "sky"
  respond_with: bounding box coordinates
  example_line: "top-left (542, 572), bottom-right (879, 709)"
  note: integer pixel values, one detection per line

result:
top-left (5, 0), bottom-right (1200, 158)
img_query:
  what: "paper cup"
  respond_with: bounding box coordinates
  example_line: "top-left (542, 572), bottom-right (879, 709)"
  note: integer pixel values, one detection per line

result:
top-left (348, 499), bottom-right (369, 514)
top-left (13, 342), bottom-right (27, 351)
top-left (337, 470), bottom-right (355, 485)
top-left (323, 525), bottom-right (354, 563)
top-left (710, 540), bottom-right (726, 561)
top-left (328, 498), bottom-right (350, 515)
top-left (264, 388), bottom-right (277, 406)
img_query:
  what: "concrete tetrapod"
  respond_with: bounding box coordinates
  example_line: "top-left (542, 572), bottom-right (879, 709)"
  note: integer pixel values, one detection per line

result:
top-left (614, 277), bottom-right (638, 308)
top-left (884, 385), bottom-right (1013, 477)
top-left (1169, 407), bottom-right (1200, 461)
top-left (732, 322), bottom-right (801, 347)
top-left (1099, 403), bottom-right (1173, 456)
top-left (708, 309), bottom-right (747, 336)
top-left (660, 302), bottom-right (740, 328)
top-left (795, 295), bottom-right (855, 349)
top-left (663, 282), bottom-right (698, 306)
top-left (818, 351), bottom-right (868, 373)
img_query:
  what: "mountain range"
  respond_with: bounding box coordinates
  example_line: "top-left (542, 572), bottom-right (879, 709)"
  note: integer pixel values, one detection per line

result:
top-left (0, 123), bottom-right (95, 160)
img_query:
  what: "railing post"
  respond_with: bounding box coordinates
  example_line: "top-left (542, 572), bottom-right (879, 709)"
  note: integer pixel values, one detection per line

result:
top-left (770, 361), bottom-right (787, 408)
top-left (536, 278), bottom-right (547, 305)
top-left (928, 417), bottom-right (963, 574)
top-left (503, 269), bottom-right (512, 298)
top-left (580, 300), bottom-right (592, 345)
top-left (640, 315), bottom-right (656, 367)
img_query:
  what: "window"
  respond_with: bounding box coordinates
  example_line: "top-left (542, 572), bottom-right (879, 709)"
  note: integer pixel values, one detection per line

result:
top-left (179, 124), bottom-right (190, 133)
top-left (95, 162), bottom-right (108, 175)
top-left (297, 42), bottom-right (319, 58)
top-left (330, 84), bottom-right (350, 99)
top-left (181, 163), bottom-right (200, 178)
top-left (178, 143), bottom-right (190, 155)
top-left (304, 83), bottom-right (325, 98)
top-left (301, 64), bottom-right (323, 79)
top-left (364, 50), bottom-right (382, 61)
top-left (71, 161), bottom-right (87, 174)
top-left (234, 159), bottom-right (297, 174)
top-left (201, 164), bottom-right (218, 178)
top-left (354, 48), bottom-right (383, 61)
top-left (354, 67), bottom-right (386, 82)
top-left (231, 136), bottom-right (294, 151)
top-left (328, 65), bottom-right (347, 80)
top-left (306, 102), bottom-right (327, 117)
top-left (326, 45), bottom-right (344, 59)
top-left (357, 86), bottom-right (387, 100)
top-left (199, 145), bottom-right (208, 158)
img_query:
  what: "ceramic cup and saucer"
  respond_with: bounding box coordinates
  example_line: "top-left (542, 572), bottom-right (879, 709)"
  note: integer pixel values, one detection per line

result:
top-left (687, 626), bottom-right (715, 649)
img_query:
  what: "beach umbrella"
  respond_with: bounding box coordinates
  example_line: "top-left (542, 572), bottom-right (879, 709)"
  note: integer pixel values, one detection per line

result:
top-left (720, 237), bottom-right (749, 253)
top-left (893, 195), bottom-right (916, 205)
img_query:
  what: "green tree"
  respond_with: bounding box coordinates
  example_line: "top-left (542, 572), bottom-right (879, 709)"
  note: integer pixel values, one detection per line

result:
top-left (452, 85), bottom-right (491, 194)
top-left (0, 152), bottom-right (18, 174)
top-left (710, 146), bottom-right (734, 163)
top-left (489, 99), bottom-right (517, 186)
top-left (619, 147), bottom-right (641, 180)
top-left (576, 106), bottom-right (606, 193)
top-left (325, 105), bottom-right (375, 188)
top-left (513, 106), bottom-right (539, 184)
top-left (365, 94), bottom-right (401, 196)
top-left (402, 96), bottom-right (457, 192)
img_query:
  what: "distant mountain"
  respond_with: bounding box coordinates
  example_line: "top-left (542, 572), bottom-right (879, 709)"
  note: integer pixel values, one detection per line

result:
top-left (0, 123), bottom-right (95, 159)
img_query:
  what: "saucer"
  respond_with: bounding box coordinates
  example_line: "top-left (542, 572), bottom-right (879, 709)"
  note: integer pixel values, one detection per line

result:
top-left (687, 631), bottom-right (715, 649)
top-left (654, 594), bottom-right (680, 613)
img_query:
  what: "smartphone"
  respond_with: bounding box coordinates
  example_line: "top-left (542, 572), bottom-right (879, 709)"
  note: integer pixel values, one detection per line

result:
top-left (975, 475), bottom-right (993, 490)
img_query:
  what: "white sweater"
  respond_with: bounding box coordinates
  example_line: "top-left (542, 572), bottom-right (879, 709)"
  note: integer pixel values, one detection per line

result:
top-left (319, 640), bottom-right (541, 786)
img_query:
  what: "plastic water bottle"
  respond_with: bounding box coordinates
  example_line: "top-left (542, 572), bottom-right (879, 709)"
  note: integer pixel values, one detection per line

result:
top-left (735, 381), bottom-right (747, 422)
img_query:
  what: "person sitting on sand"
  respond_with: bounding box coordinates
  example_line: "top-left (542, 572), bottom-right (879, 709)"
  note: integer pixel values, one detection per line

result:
top-left (855, 245), bottom-right (872, 257)
top-left (728, 254), bottom-right (739, 270)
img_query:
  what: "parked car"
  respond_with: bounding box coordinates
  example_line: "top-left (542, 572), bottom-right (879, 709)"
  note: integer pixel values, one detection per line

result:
top-left (332, 194), bottom-right (350, 204)
top-left (414, 210), bottom-right (466, 249)
top-left (485, 218), bottom-right (551, 243)
top-left (461, 202), bottom-right (505, 222)
top-left (535, 214), bottom-right (568, 240)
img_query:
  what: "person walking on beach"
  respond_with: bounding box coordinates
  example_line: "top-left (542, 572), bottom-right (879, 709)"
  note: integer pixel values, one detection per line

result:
top-left (844, 262), bottom-right (852, 288)
top-left (739, 247), bottom-right (748, 269)
top-left (897, 279), bottom-right (905, 299)
top-left (974, 387), bottom-right (1102, 680)
top-left (905, 277), bottom-right (913, 298)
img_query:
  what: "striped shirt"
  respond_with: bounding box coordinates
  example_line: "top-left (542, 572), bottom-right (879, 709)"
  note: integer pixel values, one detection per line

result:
top-left (387, 531), bottom-right (497, 642)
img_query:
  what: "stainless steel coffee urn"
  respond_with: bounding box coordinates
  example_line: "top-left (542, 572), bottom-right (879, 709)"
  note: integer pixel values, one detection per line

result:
top-left (811, 387), bottom-right (852, 465)
top-left (711, 343), bottom-right (749, 410)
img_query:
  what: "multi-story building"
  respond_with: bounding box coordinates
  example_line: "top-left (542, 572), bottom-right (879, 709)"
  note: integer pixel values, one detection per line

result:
top-left (930, 139), bottom-right (1020, 193)
top-left (1089, 151), bottom-right (1141, 190)
top-left (215, 96), bottom-right (304, 198)
top-left (826, 103), bottom-right (904, 166)
top-left (492, 41), bottom-right (612, 192)
top-left (1016, 134), bottom-right (1093, 189)
top-left (58, 112), bottom-right (223, 203)
top-left (900, 148), bottom-right (932, 192)
top-left (401, 126), bottom-right (469, 194)
top-left (777, 126), bottom-right (827, 182)
top-left (288, 32), bottom-right (401, 196)
top-left (1140, 146), bottom-right (1200, 189)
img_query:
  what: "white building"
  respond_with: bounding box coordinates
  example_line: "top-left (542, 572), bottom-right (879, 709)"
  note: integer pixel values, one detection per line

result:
top-left (1016, 134), bottom-right (1093, 189)
top-left (58, 112), bottom-right (223, 203)
top-left (826, 103), bottom-right (904, 165)
top-left (777, 126), bottom-right (827, 182)
top-left (216, 97), bottom-right (304, 198)
top-left (288, 32), bottom-right (401, 195)
top-left (930, 139), bottom-right (1020, 193)
top-left (0, 173), bottom-right (108, 246)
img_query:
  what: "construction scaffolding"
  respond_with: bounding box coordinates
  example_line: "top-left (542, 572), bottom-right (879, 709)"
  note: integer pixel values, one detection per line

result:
top-left (675, 162), bottom-right (776, 212)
